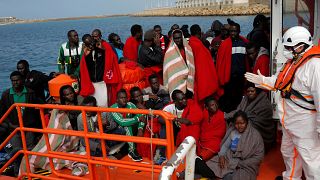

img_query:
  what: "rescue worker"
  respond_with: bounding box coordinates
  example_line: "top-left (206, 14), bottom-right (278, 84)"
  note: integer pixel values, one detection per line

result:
top-left (245, 26), bottom-right (320, 180)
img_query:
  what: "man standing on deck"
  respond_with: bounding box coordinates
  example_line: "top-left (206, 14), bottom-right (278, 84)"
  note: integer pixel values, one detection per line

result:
top-left (138, 29), bottom-right (164, 83)
top-left (246, 42), bottom-right (270, 76)
top-left (216, 21), bottom-right (249, 112)
top-left (108, 33), bottom-right (124, 63)
top-left (210, 24), bottom-right (230, 60)
top-left (245, 26), bottom-right (320, 180)
top-left (57, 30), bottom-right (83, 77)
top-left (189, 24), bottom-right (219, 103)
top-left (154, 25), bottom-right (169, 55)
top-left (247, 14), bottom-right (270, 50)
top-left (163, 30), bottom-right (195, 98)
top-left (79, 34), bottom-right (122, 107)
top-left (0, 71), bottom-right (41, 175)
top-left (123, 24), bottom-right (143, 62)
top-left (17, 60), bottom-right (54, 102)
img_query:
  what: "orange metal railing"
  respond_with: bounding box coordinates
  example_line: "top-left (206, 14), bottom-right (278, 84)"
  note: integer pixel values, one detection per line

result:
top-left (0, 103), bottom-right (176, 180)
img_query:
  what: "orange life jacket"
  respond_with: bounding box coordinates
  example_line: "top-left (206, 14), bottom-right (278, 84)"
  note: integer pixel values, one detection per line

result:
top-left (274, 45), bottom-right (320, 110)
top-left (275, 45), bottom-right (320, 91)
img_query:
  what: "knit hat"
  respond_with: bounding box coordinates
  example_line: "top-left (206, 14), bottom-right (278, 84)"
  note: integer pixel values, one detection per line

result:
top-left (144, 29), bottom-right (155, 41)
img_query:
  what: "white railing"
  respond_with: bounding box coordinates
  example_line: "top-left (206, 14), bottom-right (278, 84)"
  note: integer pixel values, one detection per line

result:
top-left (159, 136), bottom-right (196, 180)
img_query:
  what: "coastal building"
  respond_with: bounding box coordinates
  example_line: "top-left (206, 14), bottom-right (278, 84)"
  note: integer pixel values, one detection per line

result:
top-left (145, 0), bottom-right (269, 9)
top-left (175, 0), bottom-right (269, 8)
top-left (0, 17), bottom-right (17, 24)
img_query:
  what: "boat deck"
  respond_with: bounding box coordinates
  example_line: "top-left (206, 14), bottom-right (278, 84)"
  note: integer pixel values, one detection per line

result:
top-left (0, 143), bottom-right (285, 180)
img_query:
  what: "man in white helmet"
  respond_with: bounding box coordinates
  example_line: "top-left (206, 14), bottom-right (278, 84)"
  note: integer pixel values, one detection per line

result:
top-left (245, 26), bottom-right (320, 180)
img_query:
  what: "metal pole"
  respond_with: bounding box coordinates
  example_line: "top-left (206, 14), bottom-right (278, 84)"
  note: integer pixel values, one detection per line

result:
top-left (159, 136), bottom-right (196, 180)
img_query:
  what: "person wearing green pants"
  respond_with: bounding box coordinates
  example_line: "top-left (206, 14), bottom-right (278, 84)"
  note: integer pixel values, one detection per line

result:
top-left (110, 89), bottom-right (146, 161)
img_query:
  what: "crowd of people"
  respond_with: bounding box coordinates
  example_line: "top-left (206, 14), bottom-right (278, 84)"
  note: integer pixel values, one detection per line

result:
top-left (2, 13), bottom-right (318, 180)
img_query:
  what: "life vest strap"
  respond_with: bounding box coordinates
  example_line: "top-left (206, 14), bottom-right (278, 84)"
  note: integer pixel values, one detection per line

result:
top-left (282, 88), bottom-right (316, 111)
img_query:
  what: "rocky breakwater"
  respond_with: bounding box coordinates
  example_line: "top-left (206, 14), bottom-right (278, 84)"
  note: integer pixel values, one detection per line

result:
top-left (134, 4), bottom-right (270, 17)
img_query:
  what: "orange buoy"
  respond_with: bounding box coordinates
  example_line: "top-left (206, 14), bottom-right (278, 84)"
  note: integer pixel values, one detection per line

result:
top-left (48, 74), bottom-right (78, 100)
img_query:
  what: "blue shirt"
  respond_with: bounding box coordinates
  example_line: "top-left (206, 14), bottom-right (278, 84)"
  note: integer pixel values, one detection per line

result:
top-left (115, 48), bottom-right (123, 63)
top-left (218, 130), bottom-right (242, 156)
top-left (230, 131), bottom-right (241, 152)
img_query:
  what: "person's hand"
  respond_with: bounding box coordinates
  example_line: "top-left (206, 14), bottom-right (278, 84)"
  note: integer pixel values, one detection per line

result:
top-left (154, 34), bottom-right (161, 46)
top-left (96, 143), bottom-right (101, 151)
top-left (70, 74), bottom-right (78, 79)
top-left (137, 129), bottom-right (144, 137)
top-left (102, 118), bottom-right (109, 127)
top-left (176, 118), bottom-right (192, 126)
top-left (244, 69), bottom-right (265, 85)
top-left (83, 45), bottom-right (92, 55)
top-left (96, 41), bottom-right (105, 50)
top-left (219, 155), bottom-right (226, 169)
top-left (8, 122), bottom-right (18, 130)
top-left (149, 94), bottom-right (158, 100)
top-left (52, 72), bottom-right (62, 78)
top-left (139, 116), bottom-right (147, 124)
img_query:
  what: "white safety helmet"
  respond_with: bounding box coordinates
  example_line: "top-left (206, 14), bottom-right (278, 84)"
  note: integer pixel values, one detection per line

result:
top-left (282, 26), bottom-right (313, 47)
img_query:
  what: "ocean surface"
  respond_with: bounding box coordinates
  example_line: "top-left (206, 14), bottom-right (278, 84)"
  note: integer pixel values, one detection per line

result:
top-left (0, 15), bottom-right (257, 92)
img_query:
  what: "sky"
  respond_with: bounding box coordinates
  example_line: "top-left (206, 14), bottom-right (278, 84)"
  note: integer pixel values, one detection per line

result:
top-left (0, 0), bottom-right (146, 19)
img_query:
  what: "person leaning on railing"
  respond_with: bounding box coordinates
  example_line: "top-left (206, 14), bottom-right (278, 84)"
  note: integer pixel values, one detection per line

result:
top-left (0, 71), bottom-right (42, 176)
top-left (77, 96), bottom-right (125, 157)
top-left (110, 89), bottom-right (146, 162)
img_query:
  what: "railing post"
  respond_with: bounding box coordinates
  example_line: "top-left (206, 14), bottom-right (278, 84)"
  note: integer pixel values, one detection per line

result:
top-left (165, 115), bottom-right (175, 159)
top-left (96, 112), bottom-right (110, 180)
top-left (159, 136), bottom-right (196, 180)
top-left (81, 110), bottom-right (96, 180)
top-left (185, 144), bottom-right (196, 180)
top-left (16, 105), bottom-right (32, 179)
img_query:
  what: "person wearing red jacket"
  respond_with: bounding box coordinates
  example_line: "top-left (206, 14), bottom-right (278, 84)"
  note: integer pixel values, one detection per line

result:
top-left (246, 42), bottom-right (270, 76)
top-left (80, 34), bottom-right (122, 107)
top-left (216, 21), bottom-right (250, 113)
top-left (189, 24), bottom-right (220, 103)
top-left (156, 89), bottom-right (203, 165)
top-left (198, 96), bottom-right (226, 161)
top-left (123, 24), bottom-right (143, 62)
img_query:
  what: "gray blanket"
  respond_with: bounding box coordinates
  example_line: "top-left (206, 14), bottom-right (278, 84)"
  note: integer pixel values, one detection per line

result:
top-left (225, 92), bottom-right (275, 147)
top-left (206, 123), bottom-right (264, 180)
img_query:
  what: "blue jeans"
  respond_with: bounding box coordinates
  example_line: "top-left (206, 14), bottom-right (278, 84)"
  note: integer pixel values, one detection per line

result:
top-left (92, 126), bottom-right (126, 156)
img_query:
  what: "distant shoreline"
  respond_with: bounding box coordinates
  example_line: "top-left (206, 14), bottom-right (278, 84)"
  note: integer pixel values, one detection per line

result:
top-left (0, 14), bottom-right (128, 25)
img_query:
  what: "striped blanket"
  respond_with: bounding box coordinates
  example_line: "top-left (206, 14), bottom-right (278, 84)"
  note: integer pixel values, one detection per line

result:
top-left (163, 32), bottom-right (195, 96)
top-left (19, 109), bottom-right (88, 176)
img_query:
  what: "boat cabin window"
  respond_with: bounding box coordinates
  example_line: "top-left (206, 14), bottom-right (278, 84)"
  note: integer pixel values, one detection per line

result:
top-left (283, 0), bottom-right (315, 36)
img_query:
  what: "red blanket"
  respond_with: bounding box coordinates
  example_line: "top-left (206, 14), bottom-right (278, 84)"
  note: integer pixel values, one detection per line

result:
top-left (137, 117), bottom-right (160, 160)
top-left (189, 36), bottom-right (219, 102)
top-left (253, 54), bottom-right (270, 76)
top-left (144, 66), bottom-right (163, 86)
top-left (123, 36), bottom-right (141, 62)
top-left (80, 40), bottom-right (122, 105)
top-left (216, 36), bottom-right (249, 87)
top-left (176, 99), bottom-right (203, 145)
top-left (198, 110), bottom-right (226, 154)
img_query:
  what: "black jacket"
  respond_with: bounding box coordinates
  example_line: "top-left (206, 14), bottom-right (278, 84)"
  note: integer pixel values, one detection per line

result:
top-left (0, 87), bottom-right (42, 132)
top-left (247, 28), bottom-right (270, 50)
top-left (138, 44), bottom-right (163, 67)
top-left (25, 70), bottom-right (52, 101)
